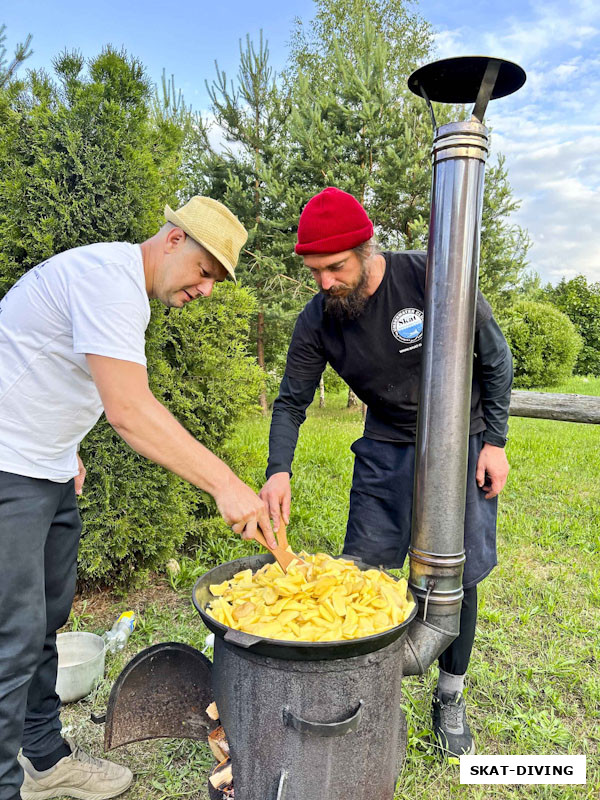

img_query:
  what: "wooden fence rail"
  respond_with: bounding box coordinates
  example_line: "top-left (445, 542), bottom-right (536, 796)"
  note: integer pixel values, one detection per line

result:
top-left (509, 391), bottom-right (600, 425)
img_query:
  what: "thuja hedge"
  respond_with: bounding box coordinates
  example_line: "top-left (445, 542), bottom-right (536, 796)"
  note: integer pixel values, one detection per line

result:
top-left (0, 48), bottom-right (263, 586)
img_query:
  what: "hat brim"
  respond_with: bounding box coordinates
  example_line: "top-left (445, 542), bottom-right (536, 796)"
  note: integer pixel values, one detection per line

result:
top-left (164, 205), bottom-right (237, 283)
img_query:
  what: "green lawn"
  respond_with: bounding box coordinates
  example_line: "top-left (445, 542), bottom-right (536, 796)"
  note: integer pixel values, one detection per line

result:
top-left (63, 377), bottom-right (600, 799)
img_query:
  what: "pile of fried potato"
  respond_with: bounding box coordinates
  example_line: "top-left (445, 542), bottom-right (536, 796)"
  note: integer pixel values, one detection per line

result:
top-left (206, 553), bottom-right (415, 642)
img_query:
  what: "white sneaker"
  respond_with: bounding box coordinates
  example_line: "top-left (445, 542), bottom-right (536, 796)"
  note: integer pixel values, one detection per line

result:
top-left (18, 742), bottom-right (132, 800)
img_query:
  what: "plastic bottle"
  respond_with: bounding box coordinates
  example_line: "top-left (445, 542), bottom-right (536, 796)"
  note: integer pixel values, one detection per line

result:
top-left (103, 611), bottom-right (136, 653)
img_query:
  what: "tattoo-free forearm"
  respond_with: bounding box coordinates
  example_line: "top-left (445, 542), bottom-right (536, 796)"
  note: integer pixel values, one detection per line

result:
top-left (108, 390), bottom-right (236, 496)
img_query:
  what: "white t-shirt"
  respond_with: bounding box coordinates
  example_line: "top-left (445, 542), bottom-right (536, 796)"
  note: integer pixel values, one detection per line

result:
top-left (0, 242), bottom-right (150, 482)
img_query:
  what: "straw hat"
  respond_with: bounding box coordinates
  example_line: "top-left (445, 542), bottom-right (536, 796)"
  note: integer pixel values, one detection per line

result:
top-left (164, 196), bottom-right (248, 282)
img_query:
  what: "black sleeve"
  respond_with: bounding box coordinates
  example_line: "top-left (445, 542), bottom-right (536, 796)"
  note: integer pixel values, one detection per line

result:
top-left (475, 315), bottom-right (513, 447)
top-left (475, 290), bottom-right (493, 331)
top-left (266, 373), bottom-right (322, 478)
top-left (284, 306), bottom-right (328, 380)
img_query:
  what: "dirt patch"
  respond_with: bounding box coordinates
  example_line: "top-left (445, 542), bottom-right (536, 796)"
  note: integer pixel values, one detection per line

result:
top-left (62, 573), bottom-right (187, 632)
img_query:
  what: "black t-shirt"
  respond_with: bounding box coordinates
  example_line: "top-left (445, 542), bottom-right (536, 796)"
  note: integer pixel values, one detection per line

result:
top-left (285, 250), bottom-right (493, 442)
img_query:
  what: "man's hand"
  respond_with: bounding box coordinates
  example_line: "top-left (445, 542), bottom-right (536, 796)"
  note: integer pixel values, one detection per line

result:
top-left (259, 472), bottom-right (291, 533)
top-left (214, 475), bottom-right (276, 548)
top-left (476, 443), bottom-right (510, 500)
top-left (75, 453), bottom-right (86, 496)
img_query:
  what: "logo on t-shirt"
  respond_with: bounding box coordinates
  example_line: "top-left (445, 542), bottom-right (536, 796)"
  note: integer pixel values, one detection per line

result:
top-left (391, 308), bottom-right (424, 344)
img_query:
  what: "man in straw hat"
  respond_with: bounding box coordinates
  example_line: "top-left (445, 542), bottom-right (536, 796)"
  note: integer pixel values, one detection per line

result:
top-left (260, 187), bottom-right (513, 759)
top-left (0, 197), bottom-right (275, 800)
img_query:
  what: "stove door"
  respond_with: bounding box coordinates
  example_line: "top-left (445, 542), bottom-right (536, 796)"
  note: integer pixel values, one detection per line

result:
top-left (103, 642), bottom-right (214, 750)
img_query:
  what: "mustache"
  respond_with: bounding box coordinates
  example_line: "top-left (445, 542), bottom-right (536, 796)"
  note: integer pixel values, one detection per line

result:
top-left (323, 284), bottom-right (352, 296)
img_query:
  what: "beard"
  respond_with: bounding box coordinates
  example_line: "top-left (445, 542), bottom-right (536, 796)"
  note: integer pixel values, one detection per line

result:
top-left (322, 260), bottom-right (370, 321)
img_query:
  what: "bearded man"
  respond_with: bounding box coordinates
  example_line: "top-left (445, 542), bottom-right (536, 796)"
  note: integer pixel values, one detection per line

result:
top-left (260, 187), bottom-right (513, 758)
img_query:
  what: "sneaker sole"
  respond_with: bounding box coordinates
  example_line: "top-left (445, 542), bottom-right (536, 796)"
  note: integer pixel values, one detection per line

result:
top-left (20, 773), bottom-right (133, 800)
top-left (435, 732), bottom-right (476, 759)
top-left (463, 740), bottom-right (476, 756)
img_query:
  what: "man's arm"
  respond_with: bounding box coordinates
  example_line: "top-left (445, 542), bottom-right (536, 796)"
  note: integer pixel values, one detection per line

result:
top-left (260, 372), bottom-right (321, 530)
top-left (86, 354), bottom-right (275, 545)
top-left (474, 316), bottom-right (513, 499)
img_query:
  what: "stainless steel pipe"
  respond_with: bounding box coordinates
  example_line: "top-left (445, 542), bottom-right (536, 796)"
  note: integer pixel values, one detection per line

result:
top-left (403, 120), bottom-right (489, 675)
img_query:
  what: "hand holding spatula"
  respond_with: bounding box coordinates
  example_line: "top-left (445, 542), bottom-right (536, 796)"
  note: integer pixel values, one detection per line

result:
top-left (252, 519), bottom-right (305, 572)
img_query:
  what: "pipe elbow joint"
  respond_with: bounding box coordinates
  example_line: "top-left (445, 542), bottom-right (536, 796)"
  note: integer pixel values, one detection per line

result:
top-left (401, 609), bottom-right (460, 676)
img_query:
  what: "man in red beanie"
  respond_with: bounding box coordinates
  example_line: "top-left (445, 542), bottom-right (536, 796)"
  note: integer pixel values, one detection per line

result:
top-left (260, 186), bottom-right (513, 758)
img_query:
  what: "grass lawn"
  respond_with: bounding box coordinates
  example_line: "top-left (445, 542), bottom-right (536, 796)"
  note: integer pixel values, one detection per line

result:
top-left (62, 377), bottom-right (600, 799)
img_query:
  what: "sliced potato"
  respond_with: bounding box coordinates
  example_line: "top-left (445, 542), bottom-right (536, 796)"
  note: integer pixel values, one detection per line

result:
top-left (206, 553), bottom-right (415, 642)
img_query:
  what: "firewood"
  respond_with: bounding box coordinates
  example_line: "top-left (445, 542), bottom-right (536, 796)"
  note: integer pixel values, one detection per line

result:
top-left (206, 701), bottom-right (220, 720)
top-left (208, 725), bottom-right (230, 762)
top-left (209, 758), bottom-right (233, 790)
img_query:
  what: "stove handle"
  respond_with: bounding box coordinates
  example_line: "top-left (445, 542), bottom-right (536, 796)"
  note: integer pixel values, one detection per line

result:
top-left (282, 699), bottom-right (363, 738)
top-left (223, 629), bottom-right (263, 648)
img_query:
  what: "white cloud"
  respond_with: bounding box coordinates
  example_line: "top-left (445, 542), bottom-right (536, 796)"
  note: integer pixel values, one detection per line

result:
top-left (429, 1), bottom-right (600, 284)
top-left (479, 3), bottom-right (599, 65)
top-left (490, 137), bottom-right (600, 283)
top-left (431, 28), bottom-right (468, 57)
top-left (551, 63), bottom-right (579, 83)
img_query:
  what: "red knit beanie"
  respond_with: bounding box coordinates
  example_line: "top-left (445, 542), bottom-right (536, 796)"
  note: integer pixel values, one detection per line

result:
top-left (295, 187), bottom-right (374, 255)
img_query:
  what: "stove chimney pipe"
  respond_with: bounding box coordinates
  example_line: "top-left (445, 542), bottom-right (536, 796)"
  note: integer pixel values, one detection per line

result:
top-left (402, 57), bottom-right (526, 674)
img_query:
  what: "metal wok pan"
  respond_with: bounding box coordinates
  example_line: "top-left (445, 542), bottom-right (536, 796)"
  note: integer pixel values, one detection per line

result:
top-left (193, 553), bottom-right (417, 661)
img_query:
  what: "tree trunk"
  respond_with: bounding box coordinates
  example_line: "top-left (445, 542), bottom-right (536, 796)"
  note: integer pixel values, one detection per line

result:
top-left (347, 388), bottom-right (359, 408)
top-left (319, 375), bottom-right (325, 408)
top-left (257, 311), bottom-right (268, 415)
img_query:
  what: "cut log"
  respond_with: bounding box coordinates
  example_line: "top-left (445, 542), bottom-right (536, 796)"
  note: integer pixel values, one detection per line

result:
top-left (210, 758), bottom-right (233, 790)
top-left (509, 391), bottom-right (600, 425)
top-left (208, 725), bottom-right (230, 762)
top-left (206, 701), bottom-right (220, 721)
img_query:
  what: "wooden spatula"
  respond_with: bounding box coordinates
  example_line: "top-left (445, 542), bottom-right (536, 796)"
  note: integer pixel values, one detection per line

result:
top-left (252, 520), bottom-right (303, 573)
top-left (275, 518), bottom-right (289, 551)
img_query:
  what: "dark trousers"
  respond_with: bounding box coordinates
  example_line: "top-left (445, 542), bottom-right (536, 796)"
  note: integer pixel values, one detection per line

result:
top-left (438, 584), bottom-right (477, 676)
top-left (0, 472), bottom-right (81, 800)
top-left (343, 434), bottom-right (497, 676)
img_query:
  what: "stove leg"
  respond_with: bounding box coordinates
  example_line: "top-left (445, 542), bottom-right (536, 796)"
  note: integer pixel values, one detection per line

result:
top-left (276, 769), bottom-right (288, 800)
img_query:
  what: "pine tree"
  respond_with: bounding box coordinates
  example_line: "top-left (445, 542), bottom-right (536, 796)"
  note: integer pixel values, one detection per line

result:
top-left (286, 2), bottom-right (436, 407)
top-left (185, 33), bottom-right (312, 410)
top-left (479, 154), bottom-right (531, 310)
top-left (287, 0), bottom-right (432, 89)
top-left (0, 23), bottom-right (32, 88)
top-left (286, 0), bottom-right (531, 312)
top-left (287, 4), bottom-right (436, 249)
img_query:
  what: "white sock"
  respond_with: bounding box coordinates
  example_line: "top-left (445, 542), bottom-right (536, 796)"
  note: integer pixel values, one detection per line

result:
top-left (437, 669), bottom-right (466, 697)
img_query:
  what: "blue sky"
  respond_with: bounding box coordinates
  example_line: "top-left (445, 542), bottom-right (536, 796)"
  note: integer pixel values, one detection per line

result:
top-left (4, 0), bottom-right (599, 285)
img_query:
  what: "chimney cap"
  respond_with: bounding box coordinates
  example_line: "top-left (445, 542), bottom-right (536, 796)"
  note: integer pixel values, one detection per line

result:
top-left (408, 56), bottom-right (526, 105)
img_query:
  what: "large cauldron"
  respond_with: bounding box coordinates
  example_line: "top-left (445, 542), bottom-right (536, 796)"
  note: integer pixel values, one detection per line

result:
top-left (194, 554), bottom-right (417, 800)
top-left (193, 553), bottom-right (417, 660)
